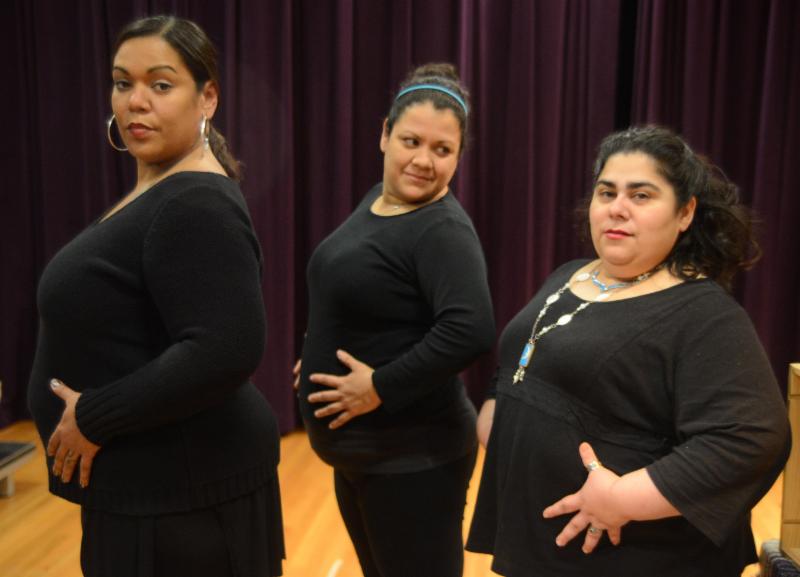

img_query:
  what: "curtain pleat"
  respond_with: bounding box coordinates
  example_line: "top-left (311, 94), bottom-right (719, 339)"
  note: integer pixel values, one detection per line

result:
top-left (3, 0), bottom-right (797, 430)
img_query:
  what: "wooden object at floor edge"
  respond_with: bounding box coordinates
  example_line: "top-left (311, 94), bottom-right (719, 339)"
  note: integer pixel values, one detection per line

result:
top-left (781, 363), bottom-right (800, 566)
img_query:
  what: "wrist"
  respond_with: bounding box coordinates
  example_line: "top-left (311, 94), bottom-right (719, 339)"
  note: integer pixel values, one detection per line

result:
top-left (369, 380), bottom-right (382, 405)
top-left (608, 475), bottom-right (634, 525)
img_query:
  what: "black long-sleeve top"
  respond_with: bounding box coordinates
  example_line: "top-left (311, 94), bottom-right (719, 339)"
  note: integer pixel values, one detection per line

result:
top-left (467, 260), bottom-right (791, 577)
top-left (299, 184), bottom-right (495, 473)
top-left (28, 172), bottom-right (280, 515)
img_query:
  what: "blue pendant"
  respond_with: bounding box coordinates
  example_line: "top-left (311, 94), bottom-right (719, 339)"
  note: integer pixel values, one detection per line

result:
top-left (513, 343), bottom-right (535, 384)
top-left (519, 342), bottom-right (534, 368)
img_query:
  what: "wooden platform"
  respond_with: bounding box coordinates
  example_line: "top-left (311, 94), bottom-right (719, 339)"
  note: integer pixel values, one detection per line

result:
top-left (781, 363), bottom-right (800, 567)
top-left (0, 420), bottom-right (780, 577)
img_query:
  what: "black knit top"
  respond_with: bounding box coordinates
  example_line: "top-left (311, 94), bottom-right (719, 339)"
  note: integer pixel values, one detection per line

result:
top-left (28, 172), bottom-right (280, 515)
top-left (299, 184), bottom-right (495, 473)
top-left (467, 260), bottom-right (791, 577)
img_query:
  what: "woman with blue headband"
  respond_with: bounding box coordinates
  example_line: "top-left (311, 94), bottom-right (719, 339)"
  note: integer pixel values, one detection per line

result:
top-left (295, 62), bottom-right (495, 577)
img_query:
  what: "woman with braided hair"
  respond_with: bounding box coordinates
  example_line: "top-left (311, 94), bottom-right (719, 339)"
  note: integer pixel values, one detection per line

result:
top-left (28, 16), bottom-right (284, 577)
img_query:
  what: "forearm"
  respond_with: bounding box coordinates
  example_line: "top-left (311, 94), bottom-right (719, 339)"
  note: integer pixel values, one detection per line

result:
top-left (477, 399), bottom-right (496, 447)
top-left (373, 324), bottom-right (493, 412)
top-left (76, 337), bottom-right (261, 444)
top-left (611, 468), bottom-right (680, 522)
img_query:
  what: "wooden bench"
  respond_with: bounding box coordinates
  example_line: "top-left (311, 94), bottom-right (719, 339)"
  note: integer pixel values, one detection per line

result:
top-left (0, 441), bottom-right (36, 496)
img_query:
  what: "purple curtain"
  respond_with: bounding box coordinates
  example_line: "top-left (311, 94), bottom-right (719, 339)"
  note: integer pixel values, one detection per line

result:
top-left (2, 0), bottom-right (797, 432)
top-left (631, 0), bottom-right (800, 386)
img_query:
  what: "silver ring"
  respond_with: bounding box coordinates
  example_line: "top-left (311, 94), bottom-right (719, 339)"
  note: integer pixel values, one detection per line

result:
top-left (586, 460), bottom-right (601, 472)
top-left (587, 526), bottom-right (602, 535)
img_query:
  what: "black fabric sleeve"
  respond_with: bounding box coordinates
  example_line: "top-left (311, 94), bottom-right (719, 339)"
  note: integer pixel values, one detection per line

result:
top-left (484, 369), bottom-right (499, 399)
top-left (646, 295), bottom-right (790, 546)
top-left (371, 216), bottom-right (495, 412)
top-left (75, 185), bottom-right (266, 444)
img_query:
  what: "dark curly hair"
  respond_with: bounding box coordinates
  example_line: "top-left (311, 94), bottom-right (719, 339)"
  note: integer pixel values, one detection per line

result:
top-left (113, 16), bottom-right (241, 181)
top-left (587, 125), bottom-right (760, 291)
top-left (385, 62), bottom-right (470, 153)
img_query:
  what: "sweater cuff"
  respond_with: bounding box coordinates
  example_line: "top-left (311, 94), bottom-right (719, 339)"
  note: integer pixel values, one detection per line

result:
top-left (75, 386), bottom-right (132, 445)
top-left (372, 367), bottom-right (405, 413)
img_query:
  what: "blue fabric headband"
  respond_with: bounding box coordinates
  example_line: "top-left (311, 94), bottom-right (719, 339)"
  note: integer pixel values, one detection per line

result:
top-left (395, 84), bottom-right (469, 115)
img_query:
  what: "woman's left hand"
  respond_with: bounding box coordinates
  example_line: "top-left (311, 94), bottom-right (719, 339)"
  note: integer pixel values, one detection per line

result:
top-left (46, 379), bottom-right (101, 488)
top-left (542, 442), bottom-right (627, 553)
top-left (307, 350), bottom-right (382, 429)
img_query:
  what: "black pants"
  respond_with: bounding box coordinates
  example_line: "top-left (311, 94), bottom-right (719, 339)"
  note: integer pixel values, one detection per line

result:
top-left (333, 449), bottom-right (477, 577)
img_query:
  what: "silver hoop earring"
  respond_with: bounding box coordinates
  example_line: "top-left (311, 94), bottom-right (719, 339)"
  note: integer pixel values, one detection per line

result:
top-left (200, 115), bottom-right (209, 150)
top-left (106, 115), bottom-right (128, 151)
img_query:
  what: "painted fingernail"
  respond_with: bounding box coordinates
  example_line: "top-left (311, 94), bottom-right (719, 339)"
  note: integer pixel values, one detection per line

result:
top-left (50, 379), bottom-right (61, 389)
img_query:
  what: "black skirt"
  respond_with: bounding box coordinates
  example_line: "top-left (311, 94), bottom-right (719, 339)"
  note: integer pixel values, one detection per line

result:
top-left (80, 474), bottom-right (284, 577)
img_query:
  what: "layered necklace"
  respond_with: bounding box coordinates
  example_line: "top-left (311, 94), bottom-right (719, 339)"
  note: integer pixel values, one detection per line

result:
top-left (512, 265), bottom-right (660, 384)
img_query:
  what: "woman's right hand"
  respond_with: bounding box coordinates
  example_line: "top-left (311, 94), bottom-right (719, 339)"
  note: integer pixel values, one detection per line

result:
top-left (477, 399), bottom-right (496, 447)
top-left (292, 359), bottom-right (301, 390)
top-left (47, 379), bottom-right (101, 488)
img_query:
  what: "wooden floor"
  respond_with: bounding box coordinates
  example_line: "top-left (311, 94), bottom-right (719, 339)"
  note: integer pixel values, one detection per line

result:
top-left (0, 420), bottom-right (781, 577)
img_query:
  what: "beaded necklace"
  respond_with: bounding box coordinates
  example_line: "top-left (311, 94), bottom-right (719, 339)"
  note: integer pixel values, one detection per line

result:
top-left (512, 266), bottom-right (658, 384)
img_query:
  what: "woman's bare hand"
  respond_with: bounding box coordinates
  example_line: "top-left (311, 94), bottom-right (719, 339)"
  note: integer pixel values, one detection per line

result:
top-left (46, 379), bottom-right (101, 488)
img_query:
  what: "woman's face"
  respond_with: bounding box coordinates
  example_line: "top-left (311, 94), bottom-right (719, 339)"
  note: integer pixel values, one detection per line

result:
top-left (111, 36), bottom-right (217, 165)
top-left (590, 152), bottom-right (696, 277)
top-left (380, 102), bottom-right (461, 205)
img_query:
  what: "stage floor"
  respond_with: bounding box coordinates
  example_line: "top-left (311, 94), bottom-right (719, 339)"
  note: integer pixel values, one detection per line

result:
top-left (0, 420), bottom-right (780, 577)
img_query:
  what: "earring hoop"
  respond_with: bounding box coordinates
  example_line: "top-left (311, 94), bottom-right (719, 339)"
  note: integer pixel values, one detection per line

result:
top-left (106, 115), bottom-right (128, 151)
top-left (200, 115), bottom-right (209, 150)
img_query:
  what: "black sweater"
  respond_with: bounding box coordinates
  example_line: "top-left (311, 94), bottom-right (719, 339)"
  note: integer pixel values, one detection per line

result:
top-left (467, 260), bottom-right (791, 577)
top-left (28, 172), bottom-right (280, 515)
top-left (299, 185), bottom-right (495, 473)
